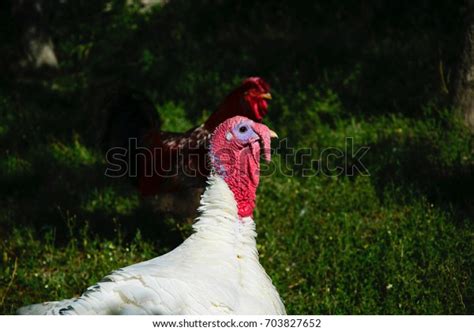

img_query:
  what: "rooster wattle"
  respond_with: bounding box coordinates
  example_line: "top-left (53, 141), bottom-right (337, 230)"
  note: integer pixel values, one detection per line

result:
top-left (18, 116), bottom-right (285, 315)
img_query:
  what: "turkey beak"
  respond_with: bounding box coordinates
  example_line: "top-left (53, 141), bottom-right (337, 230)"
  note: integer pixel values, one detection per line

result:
top-left (252, 123), bottom-right (277, 163)
top-left (260, 93), bottom-right (272, 100)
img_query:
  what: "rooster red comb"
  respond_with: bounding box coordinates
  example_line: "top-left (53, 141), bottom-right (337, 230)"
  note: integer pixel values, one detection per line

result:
top-left (240, 77), bottom-right (270, 93)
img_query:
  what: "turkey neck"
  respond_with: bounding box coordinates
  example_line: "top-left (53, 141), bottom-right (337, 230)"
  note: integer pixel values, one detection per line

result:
top-left (192, 175), bottom-right (258, 249)
top-left (194, 175), bottom-right (255, 226)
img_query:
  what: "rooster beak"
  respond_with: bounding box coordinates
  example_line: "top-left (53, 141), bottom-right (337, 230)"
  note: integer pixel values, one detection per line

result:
top-left (260, 93), bottom-right (272, 100)
top-left (269, 129), bottom-right (278, 139)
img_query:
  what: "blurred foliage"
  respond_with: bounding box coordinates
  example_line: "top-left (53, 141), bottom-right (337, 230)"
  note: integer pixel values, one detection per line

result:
top-left (0, 0), bottom-right (473, 314)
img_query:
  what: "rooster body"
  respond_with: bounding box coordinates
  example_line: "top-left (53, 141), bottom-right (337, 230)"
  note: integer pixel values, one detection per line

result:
top-left (137, 124), bottom-right (211, 195)
top-left (18, 116), bottom-right (285, 315)
top-left (103, 77), bottom-right (271, 198)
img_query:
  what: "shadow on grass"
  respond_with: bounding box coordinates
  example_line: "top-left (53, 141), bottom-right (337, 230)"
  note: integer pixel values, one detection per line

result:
top-left (366, 136), bottom-right (474, 224)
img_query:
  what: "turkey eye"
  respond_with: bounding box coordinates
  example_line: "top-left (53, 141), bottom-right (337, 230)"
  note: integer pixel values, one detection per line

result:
top-left (239, 126), bottom-right (248, 133)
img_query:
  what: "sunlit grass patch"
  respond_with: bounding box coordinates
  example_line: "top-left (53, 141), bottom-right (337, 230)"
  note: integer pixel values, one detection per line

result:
top-left (82, 187), bottom-right (140, 216)
top-left (0, 155), bottom-right (33, 178)
top-left (156, 101), bottom-right (194, 132)
top-left (257, 173), bottom-right (471, 314)
top-left (0, 225), bottom-right (156, 314)
top-left (48, 137), bottom-right (101, 168)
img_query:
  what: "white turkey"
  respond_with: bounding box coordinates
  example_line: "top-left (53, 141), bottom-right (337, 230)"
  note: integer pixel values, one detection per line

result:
top-left (17, 115), bottom-right (285, 315)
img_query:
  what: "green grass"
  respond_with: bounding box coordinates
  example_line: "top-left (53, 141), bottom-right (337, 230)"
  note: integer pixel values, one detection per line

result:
top-left (1, 96), bottom-right (472, 314)
top-left (258, 175), bottom-right (471, 314)
top-left (0, 0), bottom-right (473, 315)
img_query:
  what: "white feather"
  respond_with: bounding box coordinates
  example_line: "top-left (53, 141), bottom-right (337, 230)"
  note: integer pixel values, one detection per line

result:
top-left (17, 175), bottom-right (285, 315)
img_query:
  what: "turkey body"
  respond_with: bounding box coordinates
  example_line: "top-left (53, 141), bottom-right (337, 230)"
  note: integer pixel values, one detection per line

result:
top-left (17, 176), bottom-right (285, 315)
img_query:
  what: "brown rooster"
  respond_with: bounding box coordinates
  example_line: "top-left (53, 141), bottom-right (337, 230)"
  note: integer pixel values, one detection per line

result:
top-left (103, 77), bottom-right (271, 213)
